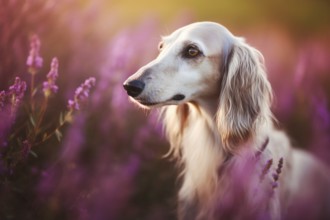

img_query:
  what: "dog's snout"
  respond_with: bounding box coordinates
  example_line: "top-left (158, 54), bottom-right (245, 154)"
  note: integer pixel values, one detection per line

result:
top-left (123, 80), bottom-right (145, 97)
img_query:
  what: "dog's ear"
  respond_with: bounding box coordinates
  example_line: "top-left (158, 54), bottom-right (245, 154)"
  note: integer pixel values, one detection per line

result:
top-left (217, 41), bottom-right (272, 152)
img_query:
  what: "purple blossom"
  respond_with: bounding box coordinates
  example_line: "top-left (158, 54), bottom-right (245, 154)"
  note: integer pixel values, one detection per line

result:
top-left (8, 77), bottom-right (27, 112)
top-left (0, 78), bottom-right (26, 144)
top-left (9, 77), bottom-right (27, 97)
top-left (68, 77), bottom-right (96, 111)
top-left (26, 34), bottom-right (43, 73)
top-left (67, 99), bottom-right (79, 111)
top-left (43, 57), bottom-right (59, 97)
top-left (271, 158), bottom-right (283, 191)
top-left (259, 159), bottom-right (273, 183)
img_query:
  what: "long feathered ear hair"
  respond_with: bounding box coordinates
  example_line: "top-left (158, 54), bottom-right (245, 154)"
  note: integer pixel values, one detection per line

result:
top-left (217, 39), bottom-right (273, 152)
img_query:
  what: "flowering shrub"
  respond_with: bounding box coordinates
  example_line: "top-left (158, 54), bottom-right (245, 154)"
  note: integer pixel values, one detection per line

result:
top-left (0, 35), bottom-right (96, 176)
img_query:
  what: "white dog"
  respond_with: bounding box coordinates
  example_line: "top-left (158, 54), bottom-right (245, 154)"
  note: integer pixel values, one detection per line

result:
top-left (123, 22), bottom-right (330, 220)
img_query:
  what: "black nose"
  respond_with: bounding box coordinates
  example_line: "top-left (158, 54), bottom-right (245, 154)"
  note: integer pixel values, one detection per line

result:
top-left (123, 80), bottom-right (145, 97)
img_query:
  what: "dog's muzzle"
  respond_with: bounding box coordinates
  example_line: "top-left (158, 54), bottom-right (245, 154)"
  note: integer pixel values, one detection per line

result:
top-left (123, 80), bottom-right (145, 97)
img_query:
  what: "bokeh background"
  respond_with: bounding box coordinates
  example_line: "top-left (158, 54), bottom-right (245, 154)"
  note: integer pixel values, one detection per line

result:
top-left (1, 0), bottom-right (330, 219)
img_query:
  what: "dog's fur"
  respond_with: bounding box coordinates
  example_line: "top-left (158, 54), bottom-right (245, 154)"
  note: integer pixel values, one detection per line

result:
top-left (123, 22), bottom-right (330, 220)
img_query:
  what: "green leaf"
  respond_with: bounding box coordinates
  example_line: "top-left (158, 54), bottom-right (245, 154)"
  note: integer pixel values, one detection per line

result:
top-left (32, 87), bottom-right (38, 97)
top-left (29, 150), bottom-right (38, 158)
top-left (42, 133), bottom-right (48, 141)
top-left (55, 129), bottom-right (62, 142)
top-left (29, 115), bottom-right (36, 128)
top-left (59, 112), bottom-right (64, 125)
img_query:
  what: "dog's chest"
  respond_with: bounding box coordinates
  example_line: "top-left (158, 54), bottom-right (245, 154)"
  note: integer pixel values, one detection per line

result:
top-left (179, 111), bottom-right (224, 200)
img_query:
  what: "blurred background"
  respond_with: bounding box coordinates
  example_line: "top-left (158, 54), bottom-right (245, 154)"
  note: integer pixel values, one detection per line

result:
top-left (0, 0), bottom-right (330, 219)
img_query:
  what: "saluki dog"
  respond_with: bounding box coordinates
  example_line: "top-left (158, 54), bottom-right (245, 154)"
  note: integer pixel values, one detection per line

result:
top-left (123, 22), bottom-right (330, 220)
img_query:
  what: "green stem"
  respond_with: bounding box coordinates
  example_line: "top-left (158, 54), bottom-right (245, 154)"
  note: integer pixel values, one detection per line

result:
top-left (33, 110), bottom-right (73, 146)
top-left (30, 73), bottom-right (35, 112)
top-left (34, 97), bottom-right (48, 136)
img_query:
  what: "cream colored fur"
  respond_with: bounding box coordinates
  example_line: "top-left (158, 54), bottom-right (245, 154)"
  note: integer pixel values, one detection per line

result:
top-left (123, 22), bottom-right (330, 220)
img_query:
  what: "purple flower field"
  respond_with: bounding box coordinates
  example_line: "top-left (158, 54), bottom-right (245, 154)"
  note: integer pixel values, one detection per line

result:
top-left (0, 1), bottom-right (330, 220)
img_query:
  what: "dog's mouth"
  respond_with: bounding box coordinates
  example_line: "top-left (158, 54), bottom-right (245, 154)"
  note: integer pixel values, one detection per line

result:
top-left (171, 94), bottom-right (185, 101)
top-left (133, 94), bottom-right (186, 107)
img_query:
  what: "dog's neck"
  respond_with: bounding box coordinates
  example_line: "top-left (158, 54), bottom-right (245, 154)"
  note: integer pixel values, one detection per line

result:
top-left (163, 98), bottom-right (267, 205)
top-left (163, 98), bottom-right (227, 202)
top-left (194, 96), bottom-right (219, 117)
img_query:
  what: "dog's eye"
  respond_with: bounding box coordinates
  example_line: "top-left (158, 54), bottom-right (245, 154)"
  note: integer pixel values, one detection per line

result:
top-left (183, 45), bottom-right (201, 58)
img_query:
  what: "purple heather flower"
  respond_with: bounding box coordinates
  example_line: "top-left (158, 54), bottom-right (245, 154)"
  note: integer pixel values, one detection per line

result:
top-left (68, 77), bottom-right (96, 111)
top-left (259, 158), bottom-right (273, 183)
top-left (67, 99), bottom-right (79, 111)
top-left (9, 77), bottom-right (27, 96)
top-left (43, 57), bottom-right (59, 97)
top-left (271, 158), bottom-right (283, 190)
top-left (8, 77), bottom-right (27, 111)
top-left (26, 35), bottom-right (43, 73)
top-left (8, 77), bottom-right (27, 118)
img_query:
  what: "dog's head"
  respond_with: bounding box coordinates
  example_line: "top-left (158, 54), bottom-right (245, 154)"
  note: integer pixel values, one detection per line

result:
top-left (123, 22), bottom-right (272, 148)
top-left (123, 22), bottom-right (234, 107)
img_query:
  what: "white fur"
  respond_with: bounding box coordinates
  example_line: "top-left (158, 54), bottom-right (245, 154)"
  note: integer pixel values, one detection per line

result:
top-left (123, 22), bottom-right (330, 220)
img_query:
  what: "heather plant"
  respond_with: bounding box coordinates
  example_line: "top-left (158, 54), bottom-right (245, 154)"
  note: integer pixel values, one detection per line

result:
top-left (0, 35), bottom-right (96, 176)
